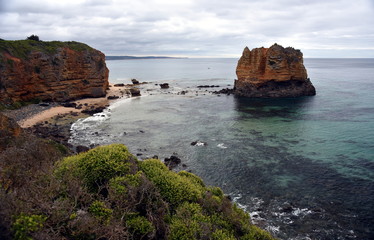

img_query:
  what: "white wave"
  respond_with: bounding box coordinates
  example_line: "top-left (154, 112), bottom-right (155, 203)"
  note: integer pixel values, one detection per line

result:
top-left (69, 108), bottom-right (112, 146)
top-left (194, 141), bottom-right (206, 146)
top-left (217, 143), bottom-right (227, 149)
top-left (292, 208), bottom-right (312, 217)
top-left (266, 225), bottom-right (280, 234)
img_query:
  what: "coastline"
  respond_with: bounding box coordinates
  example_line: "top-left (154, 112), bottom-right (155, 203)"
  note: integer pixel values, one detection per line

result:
top-left (1, 84), bottom-right (132, 151)
top-left (9, 84), bottom-right (129, 128)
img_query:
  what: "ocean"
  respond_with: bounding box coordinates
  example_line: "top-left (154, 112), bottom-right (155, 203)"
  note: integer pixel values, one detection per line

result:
top-left (69, 58), bottom-right (374, 239)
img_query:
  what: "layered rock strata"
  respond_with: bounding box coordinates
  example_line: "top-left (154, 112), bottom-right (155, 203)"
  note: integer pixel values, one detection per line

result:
top-left (234, 44), bottom-right (316, 98)
top-left (0, 40), bottom-right (109, 103)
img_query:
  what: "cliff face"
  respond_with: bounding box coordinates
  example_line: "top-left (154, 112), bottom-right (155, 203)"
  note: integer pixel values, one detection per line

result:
top-left (235, 44), bottom-right (316, 98)
top-left (0, 40), bottom-right (109, 103)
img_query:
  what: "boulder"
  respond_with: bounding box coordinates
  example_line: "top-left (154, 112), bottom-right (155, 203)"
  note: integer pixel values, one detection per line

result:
top-left (129, 88), bottom-right (141, 96)
top-left (164, 155), bottom-right (181, 169)
top-left (131, 79), bottom-right (140, 84)
top-left (107, 95), bottom-right (119, 100)
top-left (234, 43), bottom-right (316, 98)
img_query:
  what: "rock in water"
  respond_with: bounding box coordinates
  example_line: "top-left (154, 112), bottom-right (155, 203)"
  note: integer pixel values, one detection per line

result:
top-left (234, 43), bottom-right (316, 98)
top-left (160, 83), bottom-right (169, 89)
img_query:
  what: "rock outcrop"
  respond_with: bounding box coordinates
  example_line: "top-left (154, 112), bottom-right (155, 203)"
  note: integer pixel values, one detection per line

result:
top-left (0, 40), bottom-right (109, 104)
top-left (234, 43), bottom-right (316, 98)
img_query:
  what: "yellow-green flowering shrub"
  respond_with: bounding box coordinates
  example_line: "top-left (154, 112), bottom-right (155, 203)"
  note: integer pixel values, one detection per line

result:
top-left (2, 143), bottom-right (276, 240)
top-left (139, 159), bottom-right (204, 206)
top-left (126, 216), bottom-right (155, 238)
top-left (88, 200), bottom-right (113, 224)
top-left (55, 144), bottom-right (136, 191)
top-left (212, 229), bottom-right (236, 240)
top-left (12, 214), bottom-right (47, 240)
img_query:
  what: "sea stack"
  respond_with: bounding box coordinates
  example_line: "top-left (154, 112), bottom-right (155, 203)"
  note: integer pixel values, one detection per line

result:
top-left (234, 43), bottom-right (316, 98)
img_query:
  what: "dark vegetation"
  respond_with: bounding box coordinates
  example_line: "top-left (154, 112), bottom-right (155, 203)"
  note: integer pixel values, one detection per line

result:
top-left (0, 141), bottom-right (276, 240)
top-left (0, 99), bottom-right (41, 111)
top-left (26, 35), bottom-right (40, 41)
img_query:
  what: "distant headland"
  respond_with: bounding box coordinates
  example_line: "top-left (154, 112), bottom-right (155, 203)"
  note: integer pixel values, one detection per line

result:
top-left (106, 56), bottom-right (187, 60)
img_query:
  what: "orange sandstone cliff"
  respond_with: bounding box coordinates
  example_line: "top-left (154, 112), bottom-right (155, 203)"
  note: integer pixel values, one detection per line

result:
top-left (0, 40), bottom-right (109, 104)
top-left (235, 44), bottom-right (316, 98)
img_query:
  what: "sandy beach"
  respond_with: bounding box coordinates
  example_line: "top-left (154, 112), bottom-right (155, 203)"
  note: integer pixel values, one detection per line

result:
top-left (18, 84), bottom-right (129, 128)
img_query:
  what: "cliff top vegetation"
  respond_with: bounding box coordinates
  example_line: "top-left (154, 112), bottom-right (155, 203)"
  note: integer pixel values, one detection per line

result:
top-left (0, 38), bottom-right (94, 60)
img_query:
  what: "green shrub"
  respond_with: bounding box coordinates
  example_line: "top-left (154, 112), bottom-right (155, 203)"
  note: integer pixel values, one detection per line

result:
top-left (169, 202), bottom-right (209, 240)
top-left (169, 217), bottom-right (200, 240)
top-left (178, 170), bottom-right (205, 187)
top-left (139, 159), bottom-right (204, 206)
top-left (88, 200), bottom-right (113, 224)
top-left (108, 176), bottom-right (128, 195)
top-left (108, 171), bottom-right (144, 197)
top-left (12, 214), bottom-right (47, 240)
top-left (207, 186), bottom-right (225, 199)
top-left (126, 216), bottom-right (155, 238)
top-left (55, 144), bottom-right (136, 191)
top-left (212, 229), bottom-right (236, 240)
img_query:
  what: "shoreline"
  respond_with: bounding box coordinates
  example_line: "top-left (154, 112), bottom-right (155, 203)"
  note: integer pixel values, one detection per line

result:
top-left (13, 84), bottom-right (129, 128)
top-left (1, 84), bottom-right (132, 152)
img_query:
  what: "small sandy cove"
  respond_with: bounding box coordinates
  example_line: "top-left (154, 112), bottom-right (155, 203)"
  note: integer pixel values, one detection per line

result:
top-left (19, 85), bottom-right (128, 128)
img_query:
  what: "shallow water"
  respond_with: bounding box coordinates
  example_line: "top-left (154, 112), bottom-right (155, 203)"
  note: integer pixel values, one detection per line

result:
top-left (70, 58), bottom-right (374, 239)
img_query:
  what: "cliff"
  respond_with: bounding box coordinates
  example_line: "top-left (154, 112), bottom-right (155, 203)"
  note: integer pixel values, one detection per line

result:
top-left (235, 43), bottom-right (316, 98)
top-left (0, 40), bottom-right (109, 104)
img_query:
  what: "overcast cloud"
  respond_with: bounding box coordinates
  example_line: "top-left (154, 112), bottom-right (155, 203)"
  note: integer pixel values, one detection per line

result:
top-left (1, 0), bottom-right (373, 57)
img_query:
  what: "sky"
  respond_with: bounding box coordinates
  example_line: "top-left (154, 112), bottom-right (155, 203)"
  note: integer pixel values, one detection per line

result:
top-left (0, 0), bottom-right (373, 58)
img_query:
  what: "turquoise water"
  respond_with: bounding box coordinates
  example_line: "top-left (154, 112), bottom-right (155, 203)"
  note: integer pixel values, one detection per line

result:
top-left (70, 58), bottom-right (374, 239)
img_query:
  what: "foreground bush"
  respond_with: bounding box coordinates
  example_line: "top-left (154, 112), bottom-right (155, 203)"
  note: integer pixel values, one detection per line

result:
top-left (0, 144), bottom-right (276, 239)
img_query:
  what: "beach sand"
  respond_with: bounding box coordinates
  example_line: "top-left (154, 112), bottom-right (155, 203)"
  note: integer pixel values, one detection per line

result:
top-left (19, 85), bottom-right (129, 128)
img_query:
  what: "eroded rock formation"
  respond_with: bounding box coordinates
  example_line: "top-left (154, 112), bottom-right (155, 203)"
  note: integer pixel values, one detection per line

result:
top-left (234, 43), bottom-right (316, 98)
top-left (0, 40), bottom-right (109, 103)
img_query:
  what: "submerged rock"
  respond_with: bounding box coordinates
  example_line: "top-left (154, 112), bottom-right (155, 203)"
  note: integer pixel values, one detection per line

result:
top-left (234, 43), bottom-right (316, 98)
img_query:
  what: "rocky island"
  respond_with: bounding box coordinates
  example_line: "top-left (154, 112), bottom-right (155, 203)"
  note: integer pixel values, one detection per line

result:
top-left (0, 40), bottom-right (109, 104)
top-left (234, 43), bottom-right (316, 98)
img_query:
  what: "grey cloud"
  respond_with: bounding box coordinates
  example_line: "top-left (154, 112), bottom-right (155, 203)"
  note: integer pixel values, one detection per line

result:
top-left (0, 0), bottom-right (373, 57)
